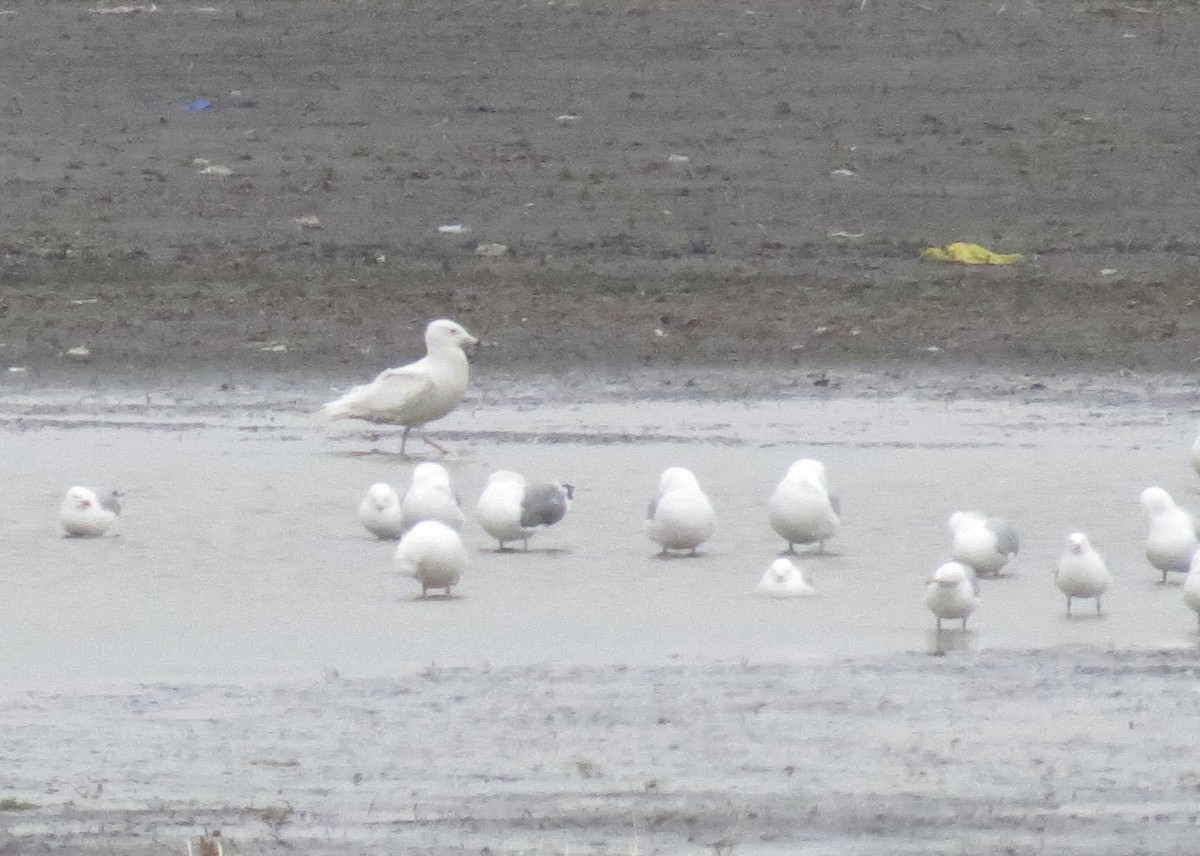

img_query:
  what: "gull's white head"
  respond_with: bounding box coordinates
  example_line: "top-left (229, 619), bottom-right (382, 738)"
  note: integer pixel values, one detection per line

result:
top-left (412, 462), bottom-right (452, 488)
top-left (1139, 486), bottom-right (1175, 516)
top-left (367, 483), bottom-right (397, 510)
top-left (932, 561), bottom-right (971, 588)
top-left (65, 486), bottom-right (93, 510)
top-left (757, 557), bottom-right (814, 597)
top-left (658, 467), bottom-right (701, 493)
top-left (769, 558), bottom-right (796, 582)
top-left (947, 511), bottom-right (985, 533)
top-left (426, 318), bottom-right (479, 351)
top-left (1066, 532), bottom-right (1088, 555)
top-left (785, 458), bottom-right (827, 485)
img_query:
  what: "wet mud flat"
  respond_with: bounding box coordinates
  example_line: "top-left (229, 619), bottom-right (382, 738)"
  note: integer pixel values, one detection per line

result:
top-left (3, 376), bottom-right (1200, 686)
top-left (2, 649), bottom-right (1199, 855)
top-left (1, 378), bottom-right (1200, 853)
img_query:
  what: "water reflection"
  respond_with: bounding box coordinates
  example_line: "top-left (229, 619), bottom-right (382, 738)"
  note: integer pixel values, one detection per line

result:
top-left (930, 627), bottom-right (973, 656)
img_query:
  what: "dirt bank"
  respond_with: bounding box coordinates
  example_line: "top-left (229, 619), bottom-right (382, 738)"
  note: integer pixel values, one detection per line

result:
top-left (2, 0), bottom-right (1200, 380)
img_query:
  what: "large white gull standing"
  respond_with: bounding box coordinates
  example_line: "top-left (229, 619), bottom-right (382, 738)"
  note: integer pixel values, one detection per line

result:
top-left (320, 318), bottom-right (478, 457)
top-left (948, 511), bottom-right (1019, 578)
top-left (645, 467), bottom-right (716, 556)
top-left (755, 558), bottom-right (816, 598)
top-left (59, 486), bottom-right (121, 537)
top-left (393, 520), bottom-right (469, 597)
top-left (358, 482), bottom-right (405, 540)
top-left (474, 470), bottom-right (574, 551)
top-left (1054, 532), bottom-right (1113, 616)
top-left (925, 560), bottom-right (979, 630)
top-left (1139, 486), bottom-right (1198, 583)
top-left (400, 462), bottom-right (465, 533)
top-left (767, 458), bottom-right (840, 554)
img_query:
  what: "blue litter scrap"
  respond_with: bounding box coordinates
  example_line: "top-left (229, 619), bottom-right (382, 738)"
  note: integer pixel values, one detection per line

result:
top-left (184, 99), bottom-right (212, 111)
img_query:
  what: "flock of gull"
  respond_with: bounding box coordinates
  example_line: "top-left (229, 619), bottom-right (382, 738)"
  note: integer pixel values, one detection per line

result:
top-left (55, 317), bottom-right (1200, 634)
top-left (927, 485), bottom-right (1200, 632)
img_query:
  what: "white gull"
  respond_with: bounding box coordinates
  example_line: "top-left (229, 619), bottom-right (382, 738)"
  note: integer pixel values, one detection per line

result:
top-left (400, 462), bottom-right (465, 533)
top-left (1054, 532), bottom-right (1112, 616)
top-left (755, 558), bottom-right (816, 598)
top-left (320, 318), bottom-right (478, 457)
top-left (1182, 549), bottom-right (1200, 628)
top-left (393, 520), bottom-right (469, 597)
top-left (474, 471), bottom-right (574, 551)
top-left (59, 486), bottom-right (121, 537)
top-left (925, 560), bottom-right (979, 630)
top-left (645, 467), bottom-right (716, 556)
top-left (1139, 486), bottom-right (1198, 583)
top-left (948, 511), bottom-right (1019, 577)
top-left (767, 458), bottom-right (840, 554)
top-left (358, 482), bottom-right (404, 540)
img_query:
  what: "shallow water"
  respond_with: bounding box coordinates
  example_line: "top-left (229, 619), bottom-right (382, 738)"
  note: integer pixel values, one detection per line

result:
top-left (0, 377), bottom-right (1198, 692)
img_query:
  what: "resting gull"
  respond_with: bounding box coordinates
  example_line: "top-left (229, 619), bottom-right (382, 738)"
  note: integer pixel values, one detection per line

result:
top-left (767, 458), bottom-right (841, 554)
top-left (755, 558), bottom-right (816, 598)
top-left (948, 511), bottom-right (1019, 577)
top-left (320, 318), bottom-right (478, 457)
top-left (1054, 532), bottom-right (1112, 616)
top-left (1182, 549), bottom-right (1200, 628)
top-left (645, 467), bottom-right (716, 556)
top-left (358, 483), bottom-right (404, 540)
top-left (400, 462), bottom-right (465, 533)
top-left (59, 486), bottom-right (121, 537)
top-left (1139, 486), bottom-right (1198, 583)
top-left (925, 560), bottom-right (979, 630)
top-left (393, 520), bottom-right (469, 597)
top-left (474, 470), bottom-right (574, 551)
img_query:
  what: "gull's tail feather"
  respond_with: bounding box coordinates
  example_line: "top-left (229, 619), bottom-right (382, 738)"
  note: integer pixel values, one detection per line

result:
top-left (320, 400), bottom-right (351, 420)
top-left (319, 387), bottom-right (367, 420)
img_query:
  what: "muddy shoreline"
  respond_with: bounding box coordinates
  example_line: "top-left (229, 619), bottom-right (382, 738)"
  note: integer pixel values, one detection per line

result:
top-left (5, 1), bottom-right (1200, 852)
top-left (5, 257), bottom-right (1200, 383)
top-left (3, 650), bottom-right (1199, 855)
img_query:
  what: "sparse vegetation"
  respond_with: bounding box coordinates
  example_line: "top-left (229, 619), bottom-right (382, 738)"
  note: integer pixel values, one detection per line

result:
top-left (572, 758), bottom-right (601, 779)
top-left (0, 798), bottom-right (36, 811)
top-left (248, 758), bottom-right (300, 768)
top-left (250, 802), bottom-right (295, 836)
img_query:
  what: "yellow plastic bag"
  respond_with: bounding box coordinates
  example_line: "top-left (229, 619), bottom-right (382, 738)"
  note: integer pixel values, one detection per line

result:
top-left (919, 242), bottom-right (1023, 265)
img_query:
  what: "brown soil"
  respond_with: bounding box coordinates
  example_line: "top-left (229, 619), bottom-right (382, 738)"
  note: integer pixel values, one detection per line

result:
top-left (2, 0), bottom-right (1200, 382)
